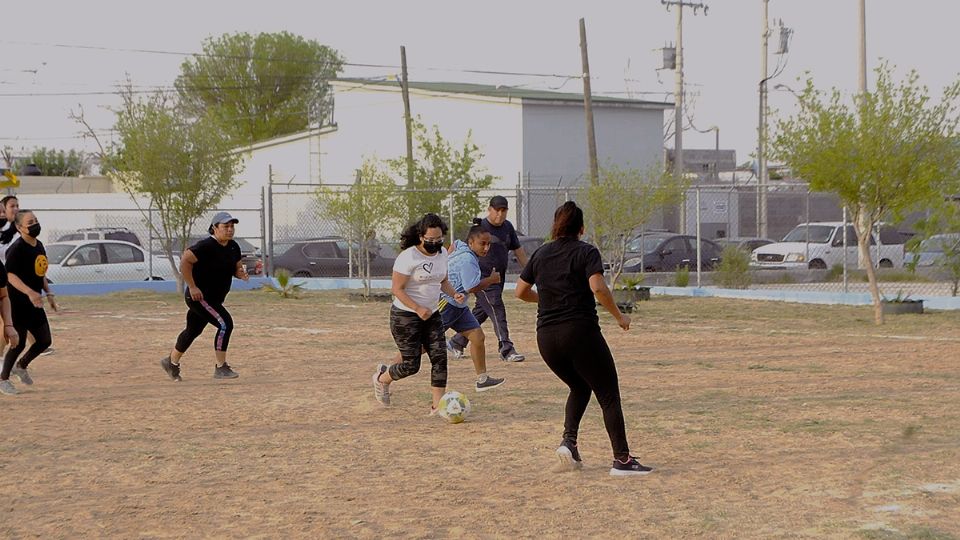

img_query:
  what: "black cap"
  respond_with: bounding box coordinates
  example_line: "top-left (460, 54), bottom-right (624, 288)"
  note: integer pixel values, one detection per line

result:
top-left (489, 195), bottom-right (509, 209)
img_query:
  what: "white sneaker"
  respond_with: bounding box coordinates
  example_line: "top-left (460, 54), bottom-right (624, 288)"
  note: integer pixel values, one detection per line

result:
top-left (502, 352), bottom-right (525, 363)
top-left (0, 379), bottom-right (17, 395)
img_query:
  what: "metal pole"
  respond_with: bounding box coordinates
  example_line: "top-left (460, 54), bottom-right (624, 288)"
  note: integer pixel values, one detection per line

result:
top-left (579, 18), bottom-right (600, 186)
top-left (675, 3), bottom-right (685, 234)
top-left (758, 0), bottom-right (769, 239)
top-left (842, 206), bottom-right (849, 293)
top-left (259, 186), bottom-right (267, 276)
top-left (696, 187), bottom-right (702, 288)
top-left (714, 126), bottom-right (720, 182)
top-left (448, 190), bottom-right (455, 240)
top-left (148, 206), bottom-right (154, 278)
top-left (805, 191), bottom-right (810, 263)
top-left (858, 0), bottom-right (867, 94)
top-left (267, 172), bottom-right (274, 277)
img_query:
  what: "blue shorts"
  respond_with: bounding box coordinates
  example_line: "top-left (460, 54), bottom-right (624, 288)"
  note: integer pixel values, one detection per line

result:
top-left (440, 303), bottom-right (481, 333)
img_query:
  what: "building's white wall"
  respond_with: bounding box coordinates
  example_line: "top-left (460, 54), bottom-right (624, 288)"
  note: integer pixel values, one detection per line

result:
top-left (521, 104), bottom-right (665, 187)
top-left (236, 136), bottom-right (319, 193)
top-left (319, 88), bottom-right (524, 189)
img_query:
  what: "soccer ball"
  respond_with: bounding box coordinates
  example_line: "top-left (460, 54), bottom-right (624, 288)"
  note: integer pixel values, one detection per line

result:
top-left (437, 391), bottom-right (471, 424)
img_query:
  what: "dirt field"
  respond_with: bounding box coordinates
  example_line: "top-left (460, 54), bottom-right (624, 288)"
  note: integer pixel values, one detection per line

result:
top-left (1, 289), bottom-right (958, 539)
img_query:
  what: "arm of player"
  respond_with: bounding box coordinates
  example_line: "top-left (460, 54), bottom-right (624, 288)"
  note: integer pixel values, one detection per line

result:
top-left (514, 277), bottom-right (538, 303)
top-left (589, 273), bottom-right (630, 331)
top-left (440, 277), bottom-right (465, 305)
top-left (235, 260), bottom-right (249, 281)
top-left (7, 272), bottom-right (41, 308)
top-left (0, 286), bottom-right (18, 347)
top-left (392, 271), bottom-right (432, 320)
top-left (514, 246), bottom-right (529, 268)
top-left (180, 249), bottom-right (203, 301)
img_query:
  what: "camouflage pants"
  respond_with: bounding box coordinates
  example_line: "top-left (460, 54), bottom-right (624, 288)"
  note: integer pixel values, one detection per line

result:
top-left (389, 306), bottom-right (448, 388)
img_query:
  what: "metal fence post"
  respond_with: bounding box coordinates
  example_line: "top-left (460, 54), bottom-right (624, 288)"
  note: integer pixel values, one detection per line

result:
top-left (695, 187), bottom-right (702, 288)
top-left (147, 206), bottom-right (154, 279)
top-left (259, 186), bottom-right (267, 276)
top-left (448, 190), bottom-right (455, 239)
top-left (267, 182), bottom-right (274, 276)
top-left (842, 206), bottom-right (849, 293)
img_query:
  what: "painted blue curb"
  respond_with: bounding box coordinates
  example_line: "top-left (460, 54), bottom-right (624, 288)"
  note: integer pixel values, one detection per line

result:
top-left (648, 286), bottom-right (960, 311)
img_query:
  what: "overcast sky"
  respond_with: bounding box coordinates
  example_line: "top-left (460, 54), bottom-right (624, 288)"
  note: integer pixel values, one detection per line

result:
top-left (2, 0), bottom-right (958, 165)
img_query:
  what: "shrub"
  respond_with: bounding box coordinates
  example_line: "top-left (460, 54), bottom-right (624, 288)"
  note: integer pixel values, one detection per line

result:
top-left (715, 246), bottom-right (752, 289)
top-left (674, 266), bottom-right (690, 287)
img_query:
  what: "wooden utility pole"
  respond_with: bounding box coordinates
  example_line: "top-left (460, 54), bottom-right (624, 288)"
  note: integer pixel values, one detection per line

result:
top-left (579, 18), bottom-right (600, 186)
top-left (400, 46), bottom-right (414, 189)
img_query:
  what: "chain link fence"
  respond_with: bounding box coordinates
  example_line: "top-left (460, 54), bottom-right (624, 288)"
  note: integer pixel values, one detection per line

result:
top-left (24, 180), bottom-right (957, 300)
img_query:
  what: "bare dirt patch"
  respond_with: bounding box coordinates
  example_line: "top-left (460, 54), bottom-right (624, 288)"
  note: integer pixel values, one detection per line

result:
top-left (2, 291), bottom-right (958, 538)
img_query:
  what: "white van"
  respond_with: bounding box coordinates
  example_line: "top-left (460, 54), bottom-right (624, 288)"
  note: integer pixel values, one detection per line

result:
top-left (751, 222), bottom-right (905, 270)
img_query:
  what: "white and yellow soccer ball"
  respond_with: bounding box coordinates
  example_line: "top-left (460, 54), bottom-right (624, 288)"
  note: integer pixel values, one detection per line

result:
top-left (438, 391), bottom-right (471, 424)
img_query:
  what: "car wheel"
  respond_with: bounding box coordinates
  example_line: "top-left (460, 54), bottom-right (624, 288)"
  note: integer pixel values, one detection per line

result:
top-left (808, 259), bottom-right (827, 270)
top-left (293, 270), bottom-right (312, 278)
top-left (878, 259), bottom-right (893, 268)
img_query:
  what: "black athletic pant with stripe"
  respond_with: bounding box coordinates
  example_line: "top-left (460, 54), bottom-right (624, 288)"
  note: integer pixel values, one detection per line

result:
top-left (537, 321), bottom-right (630, 461)
top-left (1, 303), bottom-right (52, 380)
top-left (388, 306), bottom-right (447, 388)
top-left (175, 298), bottom-right (234, 354)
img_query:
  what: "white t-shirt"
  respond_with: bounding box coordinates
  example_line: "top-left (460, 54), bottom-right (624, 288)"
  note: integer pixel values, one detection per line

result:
top-left (0, 221), bottom-right (19, 264)
top-left (392, 245), bottom-right (448, 313)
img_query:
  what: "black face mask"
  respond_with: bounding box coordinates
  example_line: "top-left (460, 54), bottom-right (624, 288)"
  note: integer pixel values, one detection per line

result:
top-left (422, 240), bottom-right (443, 254)
top-left (27, 223), bottom-right (41, 238)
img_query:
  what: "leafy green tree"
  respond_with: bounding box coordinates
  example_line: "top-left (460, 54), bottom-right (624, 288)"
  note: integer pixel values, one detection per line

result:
top-left (16, 148), bottom-right (86, 177)
top-left (176, 32), bottom-right (343, 145)
top-left (773, 64), bottom-right (960, 324)
top-left (317, 159), bottom-right (404, 298)
top-left (907, 201), bottom-right (960, 296)
top-left (94, 88), bottom-right (243, 289)
top-left (387, 119), bottom-right (495, 240)
top-left (582, 164), bottom-right (684, 289)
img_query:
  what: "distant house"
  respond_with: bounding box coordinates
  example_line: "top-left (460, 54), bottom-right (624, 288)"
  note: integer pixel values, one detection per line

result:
top-left (237, 79), bottom-right (672, 234)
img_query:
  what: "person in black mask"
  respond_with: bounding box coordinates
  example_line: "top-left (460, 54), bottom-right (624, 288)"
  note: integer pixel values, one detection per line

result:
top-left (1, 210), bottom-right (57, 395)
top-left (0, 195), bottom-right (20, 263)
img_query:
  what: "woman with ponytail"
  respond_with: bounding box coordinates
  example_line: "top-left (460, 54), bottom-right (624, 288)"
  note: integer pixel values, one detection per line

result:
top-left (515, 201), bottom-right (653, 476)
top-left (0, 195), bottom-right (21, 263)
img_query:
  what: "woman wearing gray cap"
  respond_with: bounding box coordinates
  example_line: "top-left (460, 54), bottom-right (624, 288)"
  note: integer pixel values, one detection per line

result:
top-left (161, 212), bottom-right (249, 381)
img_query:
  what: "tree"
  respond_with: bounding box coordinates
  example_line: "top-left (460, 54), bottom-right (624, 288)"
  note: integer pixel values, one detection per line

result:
top-left (15, 147), bottom-right (87, 177)
top-left (175, 32), bottom-right (343, 145)
top-left (387, 118), bottom-right (495, 240)
top-left (773, 64), bottom-right (960, 324)
top-left (906, 199), bottom-right (960, 296)
top-left (81, 88), bottom-right (244, 290)
top-left (316, 159), bottom-right (404, 298)
top-left (582, 164), bottom-right (685, 289)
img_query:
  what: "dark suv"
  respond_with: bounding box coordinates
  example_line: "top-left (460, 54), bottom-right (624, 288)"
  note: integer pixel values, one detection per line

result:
top-left (622, 232), bottom-right (723, 272)
top-left (272, 237), bottom-right (396, 277)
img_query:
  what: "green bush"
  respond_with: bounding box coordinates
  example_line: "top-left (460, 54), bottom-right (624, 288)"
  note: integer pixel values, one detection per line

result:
top-left (674, 266), bottom-right (690, 287)
top-left (715, 246), bottom-right (752, 289)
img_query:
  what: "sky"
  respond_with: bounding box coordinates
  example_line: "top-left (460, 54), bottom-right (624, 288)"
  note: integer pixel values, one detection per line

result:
top-left (2, 0), bottom-right (959, 165)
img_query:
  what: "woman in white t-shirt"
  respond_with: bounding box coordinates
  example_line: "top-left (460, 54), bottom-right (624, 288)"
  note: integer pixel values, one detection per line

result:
top-left (372, 213), bottom-right (464, 413)
top-left (0, 195), bottom-right (21, 263)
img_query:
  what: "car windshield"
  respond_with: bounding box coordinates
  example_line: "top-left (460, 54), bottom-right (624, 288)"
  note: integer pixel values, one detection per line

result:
top-left (46, 244), bottom-right (75, 265)
top-left (919, 235), bottom-right (960, 253)
top-left (626, 236), bottom-right (666, 253)
top-left (782, 225), bottom-right (835, 243)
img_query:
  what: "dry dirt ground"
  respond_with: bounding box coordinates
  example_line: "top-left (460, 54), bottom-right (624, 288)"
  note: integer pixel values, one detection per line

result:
top-left (1, 290), bottom-right (958, 539)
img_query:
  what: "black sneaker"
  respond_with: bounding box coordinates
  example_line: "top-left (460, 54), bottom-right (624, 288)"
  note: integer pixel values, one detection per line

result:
top-left (475, 375), bottom-right (505, 392)
top-left (214, 363), bottom-right (239, 379)
top-left (160, 356), bottom-right (182, 382)
top-left (609, 457), bottom-right (653, 476)
top-left (556, 439), bottom-right (583, 470)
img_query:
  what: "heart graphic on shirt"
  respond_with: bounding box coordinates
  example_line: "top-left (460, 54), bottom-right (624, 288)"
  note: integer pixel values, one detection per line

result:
top-left (422, 262), bottom-right (434, 274)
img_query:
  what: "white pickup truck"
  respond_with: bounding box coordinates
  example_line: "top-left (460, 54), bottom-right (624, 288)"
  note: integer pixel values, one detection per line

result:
top-left (750, 222), bottom-right (905, 270)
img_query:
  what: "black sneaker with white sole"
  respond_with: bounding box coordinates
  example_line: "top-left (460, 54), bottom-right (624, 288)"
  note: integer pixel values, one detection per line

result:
top-left (609, 457), bottom-right (653, 476)
top-left (556, 439), bottom-right (583, 470)
top-left (160, 356), bottom-right (182, 382)
top-left (475, 376), bottom-right (505, 392)
top-left (214, 363), bottom-right (239, 379)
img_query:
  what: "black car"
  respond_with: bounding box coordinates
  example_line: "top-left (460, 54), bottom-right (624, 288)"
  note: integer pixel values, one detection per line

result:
top-left (507, 235), bottom-right (546, 274)
top-left (272, 237), bottom-right (396, 277)
top-left (621, 233), bottom-right (722, 272)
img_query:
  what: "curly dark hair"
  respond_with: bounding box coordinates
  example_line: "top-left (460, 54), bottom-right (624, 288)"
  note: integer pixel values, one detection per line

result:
top-left (399, 213), bottom-right (449, 250)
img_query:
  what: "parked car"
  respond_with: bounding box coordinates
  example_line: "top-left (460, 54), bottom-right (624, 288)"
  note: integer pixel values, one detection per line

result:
top-left (751, 222), bottom-right (905, 270)
top-left (45, 240), bottom-right (178, 283)
top-left (272, 237), bottom-right (396, 277)
top-left (911, 233), bottom-right (960, 268)
top-left (621, 232), bottom-right (723, 272)
top-left (716, 237), bottom-right (774, 254)
top-left (507, 236), bottom-right (546, 274)
top-left (57, 227), bottom-right (141, 246)
top-left (158, 235), bottom-right (263, 276)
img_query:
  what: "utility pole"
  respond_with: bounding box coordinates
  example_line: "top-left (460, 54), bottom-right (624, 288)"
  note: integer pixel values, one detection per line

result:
top-left (858, 0), bottom-right (867, 94)
top-left (662, 0), bottom-right (708, 234)
top-left (400, 46), bottom-right (415, 220)
top-left (758, 0), bottom-right (769, 239)
top-left (579, 18), bottom-right (600, 186)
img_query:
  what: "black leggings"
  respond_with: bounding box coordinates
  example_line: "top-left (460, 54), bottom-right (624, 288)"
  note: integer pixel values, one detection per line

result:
top-left (175, 298), bottom-right (234, 354)
top-left (537, 322), bottom-right (630, 460)
top-left (2, 304), bottom-right (52, 380)
top-left (389, 306), bottom-right (447, 388)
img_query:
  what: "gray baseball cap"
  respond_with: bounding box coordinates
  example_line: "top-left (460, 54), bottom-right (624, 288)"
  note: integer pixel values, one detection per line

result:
top-left (210, 211), bottom-right (239, 227)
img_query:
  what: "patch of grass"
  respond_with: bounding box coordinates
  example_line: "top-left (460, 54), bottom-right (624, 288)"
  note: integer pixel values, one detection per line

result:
top-left (748, 364), bottom-right (792, 372)
top-left (780, 418), bottom-right (852, 434)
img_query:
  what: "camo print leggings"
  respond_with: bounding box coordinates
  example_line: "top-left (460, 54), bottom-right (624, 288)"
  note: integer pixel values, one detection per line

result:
top-left (389, 306), bottom-right (448, 388)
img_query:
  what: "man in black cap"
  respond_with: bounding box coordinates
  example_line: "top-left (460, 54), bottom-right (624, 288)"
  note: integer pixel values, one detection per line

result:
top-left (448, 196), bottom-right (528, 362)
top-left (161, 211), bottom-right (248, 381)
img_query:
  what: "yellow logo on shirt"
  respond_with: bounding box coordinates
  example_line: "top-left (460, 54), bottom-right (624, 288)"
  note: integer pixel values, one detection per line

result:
top-left (35, 255), bottom-right (48, 277)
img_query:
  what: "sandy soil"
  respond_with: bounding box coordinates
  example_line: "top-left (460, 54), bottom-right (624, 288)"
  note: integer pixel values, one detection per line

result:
top-left (1, 290), bottom-right (958, 539)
